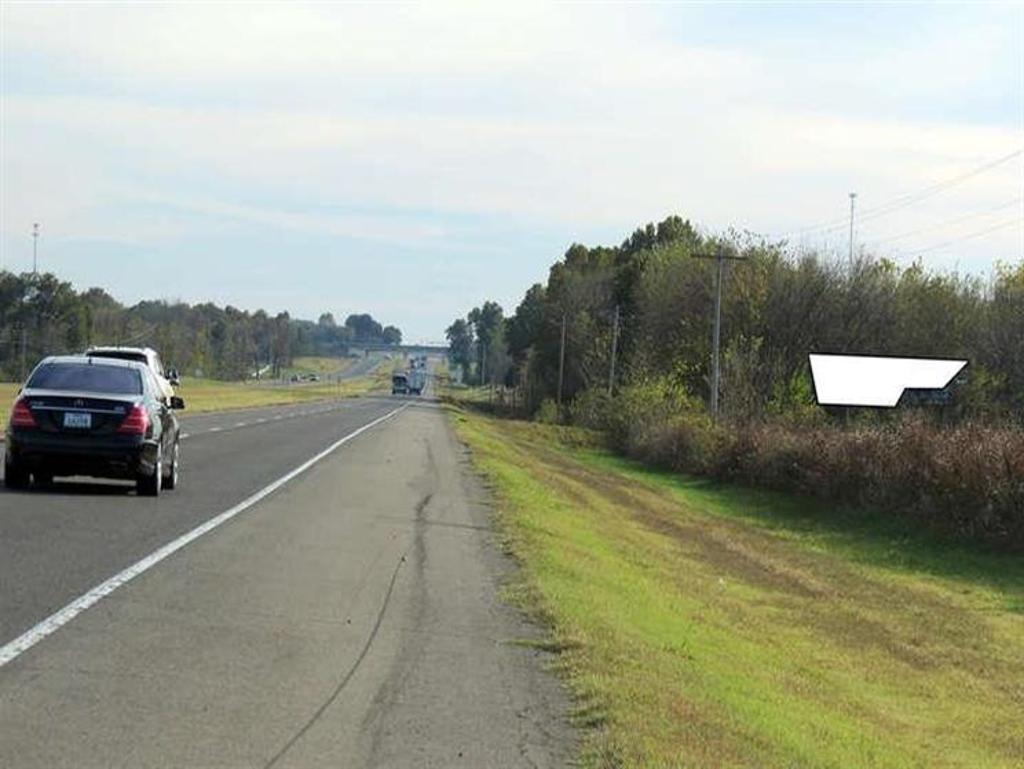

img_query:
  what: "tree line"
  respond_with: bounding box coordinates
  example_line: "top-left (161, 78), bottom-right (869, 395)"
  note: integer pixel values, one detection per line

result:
top-left (447, 216), bottom-right (1024, 546)
top-left (0, 270), bottom-right (402, 381)
top-left (447, 214), bottom-right (1024, 421)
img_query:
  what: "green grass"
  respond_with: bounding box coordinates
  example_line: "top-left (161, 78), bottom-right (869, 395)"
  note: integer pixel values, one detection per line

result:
top-left (278, 356), bottom-right (355, 378)
top-left (449, 408), bottom-right (1024, 768)
top-left (175, 371), bottom-right (388, 413)
top-left (0, 382), bottom-right (16, 421)
top-left (0, 368), bottom-right (390, 420)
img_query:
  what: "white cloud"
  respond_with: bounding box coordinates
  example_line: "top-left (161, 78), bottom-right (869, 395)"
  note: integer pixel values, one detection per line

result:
top-left (1, 2), bottom-right (612, 81)
top-left (1, 2), bottom-right (1020, 327)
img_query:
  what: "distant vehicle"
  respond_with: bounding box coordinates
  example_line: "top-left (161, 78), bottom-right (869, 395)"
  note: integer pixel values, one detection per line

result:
top-left (308, 374), bottom-right (320, 382)
top-left (407, 368), bottom-right (426, 395)
top-left (85, 346), bottom-right (177, 401)
top-left (4, 355), bottom-right (185, 496)
top-left (392, 372), bottom-right (410, 395)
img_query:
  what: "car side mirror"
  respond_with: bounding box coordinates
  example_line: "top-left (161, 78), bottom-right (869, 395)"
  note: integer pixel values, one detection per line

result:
top-left (170, 396), bottom-right (186, 410)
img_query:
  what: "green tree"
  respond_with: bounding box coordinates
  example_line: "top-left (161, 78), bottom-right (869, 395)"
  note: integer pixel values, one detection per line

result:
top-left (445, 318), bottom-right (474, 379)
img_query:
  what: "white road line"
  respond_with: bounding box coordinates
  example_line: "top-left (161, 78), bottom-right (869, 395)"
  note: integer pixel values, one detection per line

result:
top-left (180, 433), bottom-right (191, 440)
top-left (184, 401), bottom-right (357, 438)
top-left (0, 403), bottom-right (409, 669)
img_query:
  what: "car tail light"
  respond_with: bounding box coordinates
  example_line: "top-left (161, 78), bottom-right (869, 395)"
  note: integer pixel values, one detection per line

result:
top-left (117, 404), bottom-right (150, 435)
top-left (9, 398), bottom-right (37, 429)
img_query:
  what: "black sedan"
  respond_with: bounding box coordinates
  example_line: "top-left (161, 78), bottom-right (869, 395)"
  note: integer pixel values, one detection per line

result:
top-left (4, 355), bottom-right (184, 496)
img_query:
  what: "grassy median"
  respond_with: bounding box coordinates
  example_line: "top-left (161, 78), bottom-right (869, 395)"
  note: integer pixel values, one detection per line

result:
top-left (278, 355), bottom-right (356, 379)
top-left (0, 367), bottom-right (390, 421)
top-left (450, 407), bottom-right (1024, 769)
top-left (174, 372), bottom-right (388, 413)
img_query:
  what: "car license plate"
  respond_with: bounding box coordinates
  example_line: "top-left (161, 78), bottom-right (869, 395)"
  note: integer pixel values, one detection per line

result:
top-left (63, 412), bottom-right (91, 429)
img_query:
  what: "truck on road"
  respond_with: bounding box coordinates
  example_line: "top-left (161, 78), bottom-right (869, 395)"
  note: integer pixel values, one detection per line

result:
top-left (392, 368), bottom-right (426, 396)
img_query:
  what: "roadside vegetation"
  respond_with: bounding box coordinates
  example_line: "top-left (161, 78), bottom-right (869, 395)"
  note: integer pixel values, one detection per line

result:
top-left (445, 215), bottom-right (1024, 548)
top-left (569, 386), bottom-right (1024, 548)
top-left (452, 405), bottom-right (1024, 768)
top-left (0, 383), bottom-right (16, 423)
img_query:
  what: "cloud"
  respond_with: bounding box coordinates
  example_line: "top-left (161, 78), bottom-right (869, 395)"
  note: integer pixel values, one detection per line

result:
top-left (1, 2), bottom-right (1020, 334)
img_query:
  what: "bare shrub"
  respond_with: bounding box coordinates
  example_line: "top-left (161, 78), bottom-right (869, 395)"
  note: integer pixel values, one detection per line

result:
top-left (570, 384), bottom-right (1024, 549)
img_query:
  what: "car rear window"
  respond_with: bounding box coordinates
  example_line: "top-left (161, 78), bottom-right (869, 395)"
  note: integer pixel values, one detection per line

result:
top-left (28, 363), bottom-right (143, 395)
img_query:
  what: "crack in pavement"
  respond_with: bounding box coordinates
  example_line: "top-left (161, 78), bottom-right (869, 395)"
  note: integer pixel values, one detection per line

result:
top-left (364, 489), bottom-right (435, 763)
top-left (261, 550), bottom-right (409, 769)
top-left (262, 485), bottom-right (437, 769)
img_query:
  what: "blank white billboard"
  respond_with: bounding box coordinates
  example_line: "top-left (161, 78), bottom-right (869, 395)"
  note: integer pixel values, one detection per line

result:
top-left (808, 354), bottom-right (967, 407)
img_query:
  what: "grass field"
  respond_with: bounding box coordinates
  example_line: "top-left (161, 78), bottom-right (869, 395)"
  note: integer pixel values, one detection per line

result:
top-left (173, 370), bottom-right (389, 412)
top-left (278, 356), bottom-right (355, 379)
top-left (0, 383), bottom-right (16, 422)
top-left (0, 367), bottom-right (390, 422)
top-left (450, 407), bottom-right (1024, 768)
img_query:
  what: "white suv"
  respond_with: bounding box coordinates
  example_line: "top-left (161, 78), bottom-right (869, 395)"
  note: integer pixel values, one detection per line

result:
top-left (85, 346), bottom-right (178, 402)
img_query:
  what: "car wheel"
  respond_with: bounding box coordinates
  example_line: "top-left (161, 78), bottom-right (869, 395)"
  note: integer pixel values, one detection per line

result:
top-left (137, 445), bottom-right (162, 497)
top-left (162, 440), bottom-right (179, 491)
top-left (3, 453), bottom-right (29, 490)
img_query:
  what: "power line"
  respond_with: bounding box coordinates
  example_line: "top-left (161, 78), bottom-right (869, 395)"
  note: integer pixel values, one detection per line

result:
top-left (866, 197), bottom-right (1022, 247)
top-left (113, 323), bottom-right (157, 347)
top-left (783, 148), bottom-right (1023, 238)
top-left (911, 217), bottom-right (1021, 256)
top-left (855, 149), bottom-right (1023, 225)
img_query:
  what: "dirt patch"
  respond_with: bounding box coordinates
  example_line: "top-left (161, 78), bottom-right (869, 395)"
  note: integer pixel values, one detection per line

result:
top-left (803, 606), bottom-right (935, 669)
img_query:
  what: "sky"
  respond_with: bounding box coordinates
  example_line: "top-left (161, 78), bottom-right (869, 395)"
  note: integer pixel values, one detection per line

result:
top-left (1, 2), bottom-right (1021, 342)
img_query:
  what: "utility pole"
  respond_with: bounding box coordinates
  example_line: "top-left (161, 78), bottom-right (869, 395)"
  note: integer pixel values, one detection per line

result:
top-left (556, 312), bottom-right (567, 411)
top-left (847, 193), bottom-right (857, 263)
top-left (710, 256), bottom-right (724, 418)
top-left (608, 304), bottom-right (620, 397)
top-left (693, 247), bottom-right (747, 420)
top-left (21, 238), bottom-right (41, 380)
top-left (32, 223), bottom-right (39, 275)
top-left (20, 325), bottom-right (27, 380)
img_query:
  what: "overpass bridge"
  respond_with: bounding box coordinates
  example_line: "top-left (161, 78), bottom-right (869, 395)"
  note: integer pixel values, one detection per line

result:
top-left (350, 343), bottom-right (448, 356)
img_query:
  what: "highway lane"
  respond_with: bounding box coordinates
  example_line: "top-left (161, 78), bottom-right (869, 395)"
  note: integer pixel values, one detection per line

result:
top-left (0, 396), bottom-right (404, 645)
top-left (0, 389), bottom-right (571, 767)
top-left (176, 397), bottom-right (380, 439)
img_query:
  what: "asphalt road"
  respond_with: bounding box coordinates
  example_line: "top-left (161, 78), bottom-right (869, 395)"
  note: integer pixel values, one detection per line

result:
top-left (0, 387), bottom-right (570, 767)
